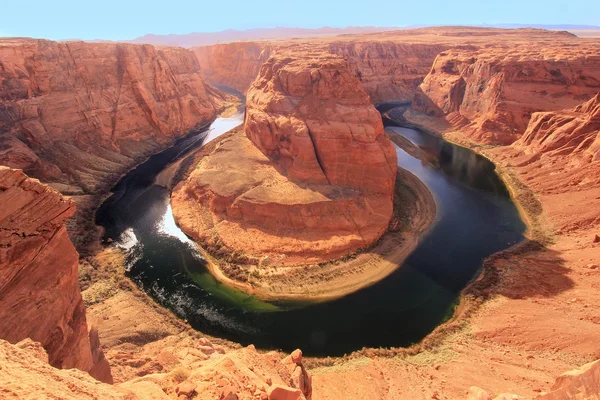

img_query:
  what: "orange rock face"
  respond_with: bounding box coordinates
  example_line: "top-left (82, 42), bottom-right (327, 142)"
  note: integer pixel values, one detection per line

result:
top-left (0, 167), bottom-right (111, 381)
top-left (172, 54), bottom-right (397, 265)
top-left (244, 54), bottom-right (397, 194)
top-left (414, 45), bottom-right (600, 144)
top-left (326, 41), bottom-right (448, 102)
top-left (193, 40), bottom-right (446, 103)
top-left (0, 38), bottom-right (228, 193)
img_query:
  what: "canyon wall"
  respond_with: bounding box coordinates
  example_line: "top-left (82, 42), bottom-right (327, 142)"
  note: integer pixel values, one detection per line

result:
top-left (326, 41), bottom-right (449, 102)
top-left (0, 167), bottom-right (110, 382)
top-left (193, 42), bottom-right (273, 94)
top-left (192, 40), bottom-right (447, 102)
top-left (172, 53), bottom-right (397, 266)
top-left (191, 28), bottom-right (600, 147)
top-left (0, 38), bottom-right (229, 194)
top-left (414, 45), bottom-right (600, 144)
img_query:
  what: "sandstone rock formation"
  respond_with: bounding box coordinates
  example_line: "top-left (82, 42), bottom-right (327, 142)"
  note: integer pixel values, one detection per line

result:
top-left (326, 41), bottom-right (448, 102)
top-left (244, 54), bottom-right (397, 193)
top-left (0, 167), bottom-right (111, 381)
top-left (0, 38), bottom-right (230, 194)
top-left (0, 338), bottom-right (167, 399)
top-left (172, 53), bottom-right (397, 266)
top-left (515, 92), bottom-right (600, 162)
top-left (414, 45), bottom-right (600, 145)
top-left (193, 39), bottom-right (447, 102)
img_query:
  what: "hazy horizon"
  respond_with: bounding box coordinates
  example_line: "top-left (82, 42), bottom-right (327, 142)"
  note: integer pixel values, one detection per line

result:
top-left (1, 0), bottom-right (599, 41)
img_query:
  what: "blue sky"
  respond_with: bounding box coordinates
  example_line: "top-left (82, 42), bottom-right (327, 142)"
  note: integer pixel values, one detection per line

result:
top-left (1, 0), bottom-right (598, 41)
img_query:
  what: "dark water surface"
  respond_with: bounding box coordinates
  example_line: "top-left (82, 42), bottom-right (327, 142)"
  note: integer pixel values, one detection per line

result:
top-left (95, 105), bottom-right (525, 356)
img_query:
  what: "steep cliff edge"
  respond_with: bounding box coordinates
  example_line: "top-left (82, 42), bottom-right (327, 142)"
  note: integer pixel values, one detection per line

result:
top-left (0, 38), bottom-right (231, 194)
top-left (414, 44), bottom-right (600, 144)
top-left (0, 167), bottom-right (111, 382)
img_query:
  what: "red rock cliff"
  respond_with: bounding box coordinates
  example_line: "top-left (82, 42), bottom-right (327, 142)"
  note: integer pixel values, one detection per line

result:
top-left (414, 45), bottom-right (600, 144)
top-left (0, 39), bottom-right (229, 193)
top-left (0, 167), bottom-right (111, 382)
top-left (193, 40), bottom-right (446, 102)
top-left (326, 41), bottom-right (448, 102)
top-left (515, 92), bottom-right (600, 162)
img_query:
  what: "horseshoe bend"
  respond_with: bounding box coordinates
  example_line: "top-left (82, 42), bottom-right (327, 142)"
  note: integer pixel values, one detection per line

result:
top-left (1, 20), bottom-right (600, 400)
top-left (170, 53), bottom-right (438, 300)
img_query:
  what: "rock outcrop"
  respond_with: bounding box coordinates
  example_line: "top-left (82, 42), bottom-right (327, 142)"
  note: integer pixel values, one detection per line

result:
top-left (414, 45), bottom-right (600, 144)
top-left (0, 336), bottom-right (313, 400)
top-left (0, 167), bottom-right (111, 382)
top-left (326, 41), bottom-right (449, 102)
top-left (244, 54), bottom-right (397, 194)
top-left (172, 54), bottom-right (397, 266)
top-left (0, 38), bottom-right (230, 194)
top-left (515, 92), bottom-right (600, 162)
top-left (0, 338), bottom-right (167, 399)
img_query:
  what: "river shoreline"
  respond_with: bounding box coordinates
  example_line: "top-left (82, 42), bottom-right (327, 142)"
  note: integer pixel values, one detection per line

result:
top-left (174, 158), bottom-right (437, 302)
top-left (365, 108), bottom-right (550, 355)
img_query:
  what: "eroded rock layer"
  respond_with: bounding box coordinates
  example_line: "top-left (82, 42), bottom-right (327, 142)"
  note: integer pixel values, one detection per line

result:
top-left (0, 167), bottom-right (110, 381)
top-left (0, 38), bottom-right (229, 193)
top-left (193, 39), bottom-right (447, 102)
top-left (193, 42), bottom-right (273, 94)
top-left (172, 54), bottom-right (397, 265)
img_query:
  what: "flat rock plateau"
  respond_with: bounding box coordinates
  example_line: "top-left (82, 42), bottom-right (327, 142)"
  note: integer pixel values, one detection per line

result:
top-left (1, 26), bottom-right (600, 399)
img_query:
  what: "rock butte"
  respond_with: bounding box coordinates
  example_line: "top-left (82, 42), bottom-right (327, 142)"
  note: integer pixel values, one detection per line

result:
top-left (172, 53), bottom-right (397, 266)
top-left (1, 26), bottom-right (600, 399)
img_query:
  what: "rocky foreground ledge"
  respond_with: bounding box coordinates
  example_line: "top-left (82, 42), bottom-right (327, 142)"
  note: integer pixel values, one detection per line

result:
top-left (171, 53), bottom-right (436, 299)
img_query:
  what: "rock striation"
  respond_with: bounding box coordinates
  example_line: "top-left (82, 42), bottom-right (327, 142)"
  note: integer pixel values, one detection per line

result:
top-left (0, 38), bottom-right (230, 194)
top-left (193, 40), bottom-right (447, 103)
top-left (326, 41), bottom-right (449, 102)
top-left (172, 53), bottom-right (397, 267)
top-left (0, 167), bottom-right (111, 381)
